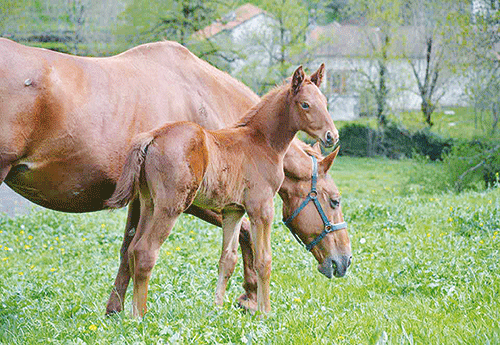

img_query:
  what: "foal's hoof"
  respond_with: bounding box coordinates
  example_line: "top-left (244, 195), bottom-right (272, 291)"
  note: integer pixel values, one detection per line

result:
top-left (237, 293), bottom-right (257, 315)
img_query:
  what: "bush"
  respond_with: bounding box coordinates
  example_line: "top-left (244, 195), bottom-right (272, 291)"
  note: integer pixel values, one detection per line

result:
top-left (443, 140), bottom-right (500, 191)
top-left (339, 123), bottom-right (452, 160)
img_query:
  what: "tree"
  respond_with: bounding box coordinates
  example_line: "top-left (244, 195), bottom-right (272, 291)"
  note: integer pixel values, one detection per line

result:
top-left (345, 0), bottom-right (403, 126)
top-left (458, 1), bottom-right (500, 135)
top-left (117, 1), bottom-right (230, 49)
top-left (402, 0), bottom-right (470, 127)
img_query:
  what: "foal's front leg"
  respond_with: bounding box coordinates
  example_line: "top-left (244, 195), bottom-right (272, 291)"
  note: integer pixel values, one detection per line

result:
top-left (247, 199), bottom-right (274, 314)
top-left (215, 208), bottom-right (245, 306)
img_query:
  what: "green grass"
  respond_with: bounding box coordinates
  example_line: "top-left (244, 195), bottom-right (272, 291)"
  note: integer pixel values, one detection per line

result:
top-left (1, 157), bottom-right (499, 344)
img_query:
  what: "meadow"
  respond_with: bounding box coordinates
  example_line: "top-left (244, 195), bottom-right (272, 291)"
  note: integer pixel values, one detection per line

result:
top-left (0, 156), bottom-right (499, 344)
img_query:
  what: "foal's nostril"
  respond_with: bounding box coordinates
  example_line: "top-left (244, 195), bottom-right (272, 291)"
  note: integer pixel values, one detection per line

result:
top-left (325, 131), bottom-right (333, 143)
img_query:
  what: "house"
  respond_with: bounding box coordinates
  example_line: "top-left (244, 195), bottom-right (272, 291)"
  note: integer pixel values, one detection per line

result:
top-left (307, 22), bottom-right (467, 120)
top-left (194, 3), bottom-right (280, 93)
top-left (195, 3), bottom-right (324, 95)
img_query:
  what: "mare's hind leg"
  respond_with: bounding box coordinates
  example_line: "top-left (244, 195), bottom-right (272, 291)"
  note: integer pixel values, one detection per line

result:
top-left (106, 198), bottom-right (140, 315)
top-left (215, 208), bottom-right (245, 306)
top-left (129, 200), bottom-right (182, 318)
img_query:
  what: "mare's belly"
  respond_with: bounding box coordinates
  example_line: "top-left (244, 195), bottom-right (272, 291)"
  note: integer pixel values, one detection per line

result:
top-left (4, 162), bottom-right (115, 213)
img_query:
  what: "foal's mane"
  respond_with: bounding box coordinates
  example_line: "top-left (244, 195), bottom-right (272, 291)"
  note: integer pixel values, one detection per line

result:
top-left (233, 82), bottom-right (291, 128)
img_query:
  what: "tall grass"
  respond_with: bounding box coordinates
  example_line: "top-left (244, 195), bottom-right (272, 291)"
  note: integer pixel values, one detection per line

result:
top-left (1, 157), bottom-right (499, 344)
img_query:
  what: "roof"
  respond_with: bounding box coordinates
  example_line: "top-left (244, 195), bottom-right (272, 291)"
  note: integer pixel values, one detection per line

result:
top-left (195, 3), bottom-right (265, 39)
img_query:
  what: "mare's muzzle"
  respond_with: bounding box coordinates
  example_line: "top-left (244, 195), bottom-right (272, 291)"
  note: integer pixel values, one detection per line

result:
top-left (318, 254), bottom-right (352, 278)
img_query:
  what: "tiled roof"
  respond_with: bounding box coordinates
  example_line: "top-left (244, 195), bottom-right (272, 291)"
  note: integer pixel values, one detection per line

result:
top-left (195, 3), bottom-right (264, 39)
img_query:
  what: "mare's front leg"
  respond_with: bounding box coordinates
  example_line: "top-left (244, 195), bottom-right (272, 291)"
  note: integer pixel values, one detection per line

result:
top-left (214, 208), bottom-right (245, 306)
top-left (247, 198), bottom-right (274, 314)
top-left (106, 198), bottom-right (140, 315)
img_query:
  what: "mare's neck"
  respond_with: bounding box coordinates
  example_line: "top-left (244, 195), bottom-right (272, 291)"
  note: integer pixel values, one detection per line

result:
top-left (240, 87), bottom-right (298, 155)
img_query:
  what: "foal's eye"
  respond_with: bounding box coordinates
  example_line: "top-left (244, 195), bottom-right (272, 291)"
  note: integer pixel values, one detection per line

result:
top-left (301, 102), bottom-right (309, 109)
top-left (330, 199), bottom-right (340, 208)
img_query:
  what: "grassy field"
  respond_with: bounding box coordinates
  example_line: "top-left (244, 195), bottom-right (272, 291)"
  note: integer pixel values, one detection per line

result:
top-left (0, 156), bottom-right (499, 344)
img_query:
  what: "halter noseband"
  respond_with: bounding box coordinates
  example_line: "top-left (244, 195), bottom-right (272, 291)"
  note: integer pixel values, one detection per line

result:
top-left (282, 155), bottom-right (347, 252)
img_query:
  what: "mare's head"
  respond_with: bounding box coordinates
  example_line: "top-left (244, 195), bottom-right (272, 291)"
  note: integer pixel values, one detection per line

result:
top-left (280, 141), bottom-right (351, 278)
top-left (289, 64), bottom-right (338, 148)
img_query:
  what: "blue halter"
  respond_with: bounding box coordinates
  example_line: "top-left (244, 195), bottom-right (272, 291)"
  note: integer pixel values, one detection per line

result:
top-left (282, 155), bottom-right (347, 251)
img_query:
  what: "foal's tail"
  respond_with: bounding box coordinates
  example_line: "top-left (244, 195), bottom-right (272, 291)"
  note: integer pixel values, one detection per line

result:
top-left (105, 133), bottom-right (155, 209)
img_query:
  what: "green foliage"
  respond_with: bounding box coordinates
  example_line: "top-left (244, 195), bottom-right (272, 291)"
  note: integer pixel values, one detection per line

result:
top-left (339, 122), bottom-right (453, 160)
top-left (443, 140), bottom-right (500, 192)
top-left (1, 157), bottom-right (499, 343)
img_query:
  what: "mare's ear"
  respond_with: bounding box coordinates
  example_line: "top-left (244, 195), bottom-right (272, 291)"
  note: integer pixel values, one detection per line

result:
top-left (319, 145), bottom-right (339, 174)
top-left (292, 66), bottom-right (305, 95)
top-left (310, 63), bottom-right (325, 87)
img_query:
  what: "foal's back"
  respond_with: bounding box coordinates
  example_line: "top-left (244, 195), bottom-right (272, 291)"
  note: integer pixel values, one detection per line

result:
top-left (139, 120), bottom-right (260, 213)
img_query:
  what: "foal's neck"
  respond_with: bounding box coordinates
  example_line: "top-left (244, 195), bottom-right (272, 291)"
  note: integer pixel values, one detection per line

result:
top-left (237, 86), bottom-right (298, 155)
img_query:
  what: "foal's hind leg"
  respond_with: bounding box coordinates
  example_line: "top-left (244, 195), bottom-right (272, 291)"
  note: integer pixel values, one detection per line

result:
top-left (106, 198), bottom-right (140, 315)
top-left (215, 208), bottom-right (245, 306)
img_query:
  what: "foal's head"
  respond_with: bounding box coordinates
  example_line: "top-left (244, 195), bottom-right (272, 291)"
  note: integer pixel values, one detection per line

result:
top-left (289, 64), bottom-right (338, 148)
top-left (280, 141), bottom-right (351, 278)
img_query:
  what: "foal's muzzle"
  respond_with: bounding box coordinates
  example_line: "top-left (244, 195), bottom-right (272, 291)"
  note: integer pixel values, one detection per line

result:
top-left (323, 131), bottom-right (337, 148)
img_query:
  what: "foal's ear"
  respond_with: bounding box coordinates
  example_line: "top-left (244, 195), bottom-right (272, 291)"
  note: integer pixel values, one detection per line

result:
top-left (310, 63), bottom-right (325, 88)
top-left (292, 66), bottom-right (305, 95)
top-left (319, 145), bottom-right (339, 174)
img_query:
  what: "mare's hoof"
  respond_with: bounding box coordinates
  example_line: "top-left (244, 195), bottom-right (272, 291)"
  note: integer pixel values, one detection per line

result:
top-left (105, 298), bottom-right (123, 316)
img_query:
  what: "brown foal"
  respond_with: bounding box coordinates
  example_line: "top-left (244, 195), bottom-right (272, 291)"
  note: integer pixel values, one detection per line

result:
top-left (106, 65), bottom-right (338, 317)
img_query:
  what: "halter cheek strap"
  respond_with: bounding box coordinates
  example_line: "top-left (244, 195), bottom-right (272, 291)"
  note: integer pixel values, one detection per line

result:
top-left (282, 155), bottom-right (347, 252)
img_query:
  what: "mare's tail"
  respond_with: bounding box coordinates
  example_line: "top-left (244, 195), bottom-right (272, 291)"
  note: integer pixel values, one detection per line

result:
top-left (105, 133), bottom-right (155, 209)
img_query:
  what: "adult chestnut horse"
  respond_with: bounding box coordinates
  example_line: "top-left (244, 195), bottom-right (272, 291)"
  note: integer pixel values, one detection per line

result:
top-left (106, 65), bottom-right (338, 317)
top-left (0, 38), bottom-right (351, 313)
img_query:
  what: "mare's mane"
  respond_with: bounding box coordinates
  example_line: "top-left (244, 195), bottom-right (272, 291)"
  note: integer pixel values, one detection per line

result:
top-left (295, 140), bottom-right (324, 160)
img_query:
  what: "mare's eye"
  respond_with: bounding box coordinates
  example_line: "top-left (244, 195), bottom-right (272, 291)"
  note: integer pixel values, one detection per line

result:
top-left (330, 199), bottom-right (340, 208)
top-left (301, 102), bottom-right (309, 109)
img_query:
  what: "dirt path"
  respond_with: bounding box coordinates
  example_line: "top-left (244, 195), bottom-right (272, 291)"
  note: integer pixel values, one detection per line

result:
top-left (0, 184), bottom-right (36, 217)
